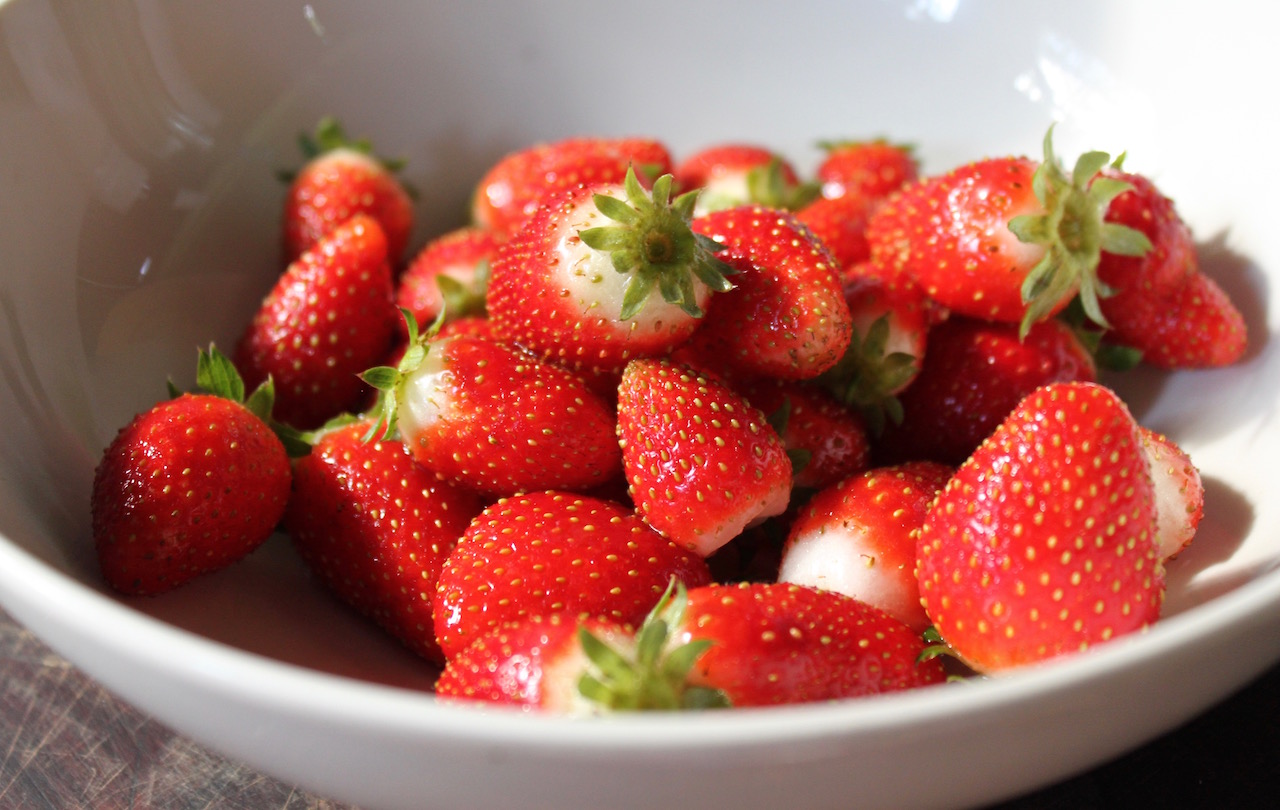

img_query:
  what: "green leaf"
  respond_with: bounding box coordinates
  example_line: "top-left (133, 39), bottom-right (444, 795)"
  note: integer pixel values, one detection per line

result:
top-left (1099, 222), bottom-right (1153, 257)
top-left (195, 344), bottom-right (245, 402)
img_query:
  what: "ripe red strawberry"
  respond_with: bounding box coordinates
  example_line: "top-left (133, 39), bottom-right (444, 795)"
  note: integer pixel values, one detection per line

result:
top-left (395, 226), bottom-right (498, 333)
top-left (433, 491), bottom-right (712, 660)
top-left (92, 347), bottom-right (292, 596)
top-left (1140, 426), bottom-right (1204, 560)
top-left (795, 192), bottom-right (877, 270)
top-left (688, 205), bottom-right (854, 380)
top-left (732, 377), bottom-right (871, 492)
top-left (472, 135), bottom-right (673, 239)
top-left (866, 129), bottom-right (1151, 334)
top-left (281, 117), bottom-right (414, 264)
top-left (673, 143), bottom-right (818, 215)
top-left (235, 214), bottom-right (397, 429)
top-left (677, 582), bottom-right (947, 705)
top-left (875, 315), bottom-right (1096, 466)
top-left (363, 321), bottom-right (622, 498)
top-left (779, 461), bottom-right (952, 633)
top-left (818, 258), bottom-right (933, 433)
top-left (616, 359), bottom-right (792, 556)
top-left (486, 168), bottom-right (735, 377)
top-left (284, 421), bottom-right (483, 662)
top-left (815, 138), bottom-right (918, 203)
top-left (916, 381), bottom-right (1164, 672)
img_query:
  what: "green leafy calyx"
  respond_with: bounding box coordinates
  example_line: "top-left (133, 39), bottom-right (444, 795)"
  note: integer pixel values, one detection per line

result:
top-left (577, 166), bottom-right (735, 321)
top-left (359, 307), bottom-right (444, 442)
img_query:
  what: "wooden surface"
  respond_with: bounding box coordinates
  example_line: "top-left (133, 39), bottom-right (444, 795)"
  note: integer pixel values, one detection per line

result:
top-left (2, 606), bottom-right (1277, 810)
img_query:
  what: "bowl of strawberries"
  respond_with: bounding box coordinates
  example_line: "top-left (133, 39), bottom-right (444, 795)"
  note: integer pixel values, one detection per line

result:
top-left (0, 1), bottom-right (1275, 808)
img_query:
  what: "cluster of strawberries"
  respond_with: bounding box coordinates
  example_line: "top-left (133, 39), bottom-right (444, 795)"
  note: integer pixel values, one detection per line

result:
top-left (89, 118), bottom-right (1245, 711)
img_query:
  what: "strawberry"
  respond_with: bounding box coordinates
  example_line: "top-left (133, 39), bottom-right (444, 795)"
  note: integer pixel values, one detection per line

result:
top-left (733, 377), bottom-right (871, 492)
top-left (875, 315), bottom-right (1096, 466)
top-left (362, 319), bottom-right (621, 498)
top-left (687, 205), bottom-right (854, 380)
top-left (818, 257), bottom-right (933, 433)
top-left (866, 128), bottom-right (1151, 334)
top-left (677, 582), bottom-right (947, 705)
top-left (395, 226), bottom-right (498, 333)
top-left (284, 420), bottom-right (483, 662)
top-left (1140, 426), bottom-right (1204, 560)
top-left (916, 381), bottom-right (1164, 672)
top-left (485, 167), bottom-right (735, 378)
top-left (281, 117), bottom-right (414, 264)
top-left (778, 461), bottom-right (952, 633)
top-left (1090, 167), bottom-right (1246, 368)
top-left (616, 359), bottom-right (792, 557)
top-left (795, 192), bottom-right (877, 270)
top-left (472, 135), bottom-right (673, 239)
top-left (432, 491), bottom-right (712, 660)
top-left (235, 214), bottom-right (398, 429)
top-left (815, 138), bottom-right (918, 203)
top-left (91, 347), bottom-right (292, 596)
top-left (673, 143), bottom-right (818, 216)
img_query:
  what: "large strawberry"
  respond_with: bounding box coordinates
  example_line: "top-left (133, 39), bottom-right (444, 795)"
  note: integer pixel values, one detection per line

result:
top-left (362, 318), bottom-right (621, 498)
top-left (284, 420), bottom-right (483, 662)
top-left (779, 461), bottom-right (952, 633)
top-left (92, 347), bottom-right (292, 596)
top-left (688, 205), bottom-right (853, 380)
top-left (486, 167), bottom-right (735, 378)
top-left (677, 582), bottom-right (947, 705)
top-left (235, 214), bottom-right (398, 429)
top-left (616, 359), bottom-right (792, 557)
top-left (432, 491), bottom-right (712, 660)
top-left (472, 135), bottom-right (673, 239)
top-left (281, 117), bottom-right (414, 264)
top-left (875, 315), bottom-right (1096, 466)
top-left (916, 381), bottom-right (1163, 672)
top-left (866, 128), bottom-right (1151, 335)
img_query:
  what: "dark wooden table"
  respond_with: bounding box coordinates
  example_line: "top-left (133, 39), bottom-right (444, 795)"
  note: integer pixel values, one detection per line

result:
top-left (2, 606), bottom-right (1277, 810)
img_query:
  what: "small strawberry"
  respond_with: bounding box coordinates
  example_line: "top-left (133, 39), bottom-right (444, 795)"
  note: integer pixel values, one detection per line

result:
top-left (866, 128), bottom-right (1151, 334)
top-left (815, 138), bottom-right (918, 203)
top-left (677, 582), bottom-right (947, 705)
top-left (795, 192), bottom-right (877, 270)
top-left (472, 135), bottom-right (673, 239)
top-left (395, 226), bottom-right (498, 333)
top-left (362, 318), bottom-right (621, 498)
top-left (1099, 269), bottom-right (1247, 369)
top-left (673, 143), bottom-right (818, 216)
top-left (92, 347), bottom-right (292, 596)
top-left (235, 214), bottom-right (397, 429)
top-left (486, 167), bottom-right (735, 377)
top-left (1140, 426), bottom-right (1204, 560)
top-left (779, 461), bottom-right (952, 633)
top-left (916, 381), bottom-right (1163, 672)
top-left (875, 315), bottom-right (1096, 466)
top-left (733, 377), bottom-right (872, 492)
top-left (284, 420), bottom-right (484, 662)
top-left (281, 117), bottom-right (414, 264)
top-left (433, 491), bottom-right (712, 660)
top-left (616, 359), bottom-right (792, 557)
top-left (688, 205), bottom-right (853, 380)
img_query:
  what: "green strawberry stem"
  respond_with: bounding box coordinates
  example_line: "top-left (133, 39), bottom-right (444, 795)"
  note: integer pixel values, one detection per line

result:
top-left (578, 166), bottom-right (735, 320)
top-left (278, 116), bottom-right (415, 195)
top-left (360, 307), bottom-right (445, 443)
top-left (1008, 126), bottom-right (1152, 338)
top-left (817, 313), bottom-right (913, 435)
top-left (745, 158), bottom-right (821, 211)
top-left (576, 579), bottom-right (730, 711)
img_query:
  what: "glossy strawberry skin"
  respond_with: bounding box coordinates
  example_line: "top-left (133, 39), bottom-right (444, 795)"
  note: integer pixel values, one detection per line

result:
top-left (395, 226), bottom-right (499, 333)
top-left (92, 394), bottom-right (291, 596)
top-left (395, 334), bottom-right (622, 498)
top-left (283, 147), bottom-right (414, 264)
top-left (796, 193), bottom-right (877, 270)
top-left (472, 136), bottom-right (672, 239)
top-left (433, 491), bottom-right (712, 660)
top-left (236, 214), bottom-right (397, 429)
top-left (678, 582), bottom-right (946, 706)
top-left (875, 315), bottom-right (1096, 466)
top-left (690, 206), bottom-right (853, 380)
top-left (616, 359), bottom-right (792, 557)
top-left (1102, 269), bottom-right (1247, 369)
top-left (284, 422), bottom-right (483, 663)
top-left (916, 381), bottom-right (1163, 672)
top-left (816, 139), bottom-right (918, 203)
top-left (780, 461), bottom-right (952, 633)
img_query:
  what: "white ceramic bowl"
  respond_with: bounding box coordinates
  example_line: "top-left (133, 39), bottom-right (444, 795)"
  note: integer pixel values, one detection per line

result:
top-left (1, 2), bottom-right (1275, 808)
